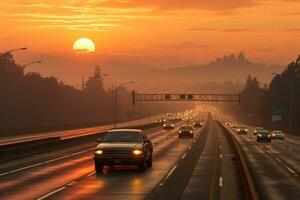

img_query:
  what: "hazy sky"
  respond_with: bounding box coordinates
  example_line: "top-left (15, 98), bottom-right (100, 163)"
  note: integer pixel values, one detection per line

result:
top-left (1, 0), bottom-right (300, 87)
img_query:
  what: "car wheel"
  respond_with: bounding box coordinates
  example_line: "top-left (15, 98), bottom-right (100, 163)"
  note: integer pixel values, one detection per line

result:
top-left (191, 135), bottom-right (194, 138)
top-left (138, 159), bottom-right (147, 172)
top-left (95, 162), bottom-right (103, 174)
top-left (146, 154), bottom-right (153, 168)
top-left (178, 135), bottom-right (181, 139)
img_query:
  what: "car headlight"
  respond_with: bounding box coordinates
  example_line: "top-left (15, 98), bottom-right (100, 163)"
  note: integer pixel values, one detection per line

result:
top-left (190, 131), bottom-right (193, 134)
top-left (95, 150), bottom-right (103, 155)
top-left (237, 129), bottom-right (240, 131)
top-left (258, 134), bottom-right (262, 137)
top-left (268, 135), bottom-right (271, 138)
top-left (171, 124), bottom-right (174, 127)
top-left (133, 150), bottom-right (143, 155)
top-left (179, 131), bottom-right (182, 133)
top-left (245, 129), bottom-right (248, 132)
top-left (163, 124), bottom-right (166, 127)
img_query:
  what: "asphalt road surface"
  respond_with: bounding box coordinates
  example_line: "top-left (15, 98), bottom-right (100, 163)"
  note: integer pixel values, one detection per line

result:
top-left (1, 111), bottom-right (300, 200)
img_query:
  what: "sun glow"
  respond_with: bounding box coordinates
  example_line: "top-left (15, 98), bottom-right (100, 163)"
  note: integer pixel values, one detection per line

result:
top-left (73, 38), bottom-right (95, 53)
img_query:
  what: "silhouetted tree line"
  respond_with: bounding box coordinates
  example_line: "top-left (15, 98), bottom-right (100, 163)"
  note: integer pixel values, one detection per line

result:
top-left (236, 56), bottom-right (300, 134)
top-left (0, 53), bottom-right (190, 135)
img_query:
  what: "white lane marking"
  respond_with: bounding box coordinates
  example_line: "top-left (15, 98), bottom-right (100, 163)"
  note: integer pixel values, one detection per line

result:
top-left (165, 165), bottom-right (177, 180)
top-left (219, 145), bottom-right (222, 149)
top-left (220, 154), bottom-right (222, 159)
top-left (5, 163), bottom-right (42, 174)
top-left (36, 186), bottom-right (66, 200)
top-left (286, 167), bottom-right (297, 175)
top-left (87, 172), bottom-right (95, 177)
top-left (219, 177), bottom-right (223, 187)
top-left (0, 147), bottom-right (96, 177)
top-left (181, 153), bottom-right (186, 159)
top-left (67, 181), bottom-right (76, 186)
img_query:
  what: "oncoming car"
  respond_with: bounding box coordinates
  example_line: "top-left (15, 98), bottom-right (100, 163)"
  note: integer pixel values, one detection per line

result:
top-left (163, 121), bottom-right (175, 130)
top-left (178, 125), bottom-right (194, 138)
top-left (237, 126), bottom-right (248, 134)
top-left (93, 129), bottom-right (153, 173)
top-left (193, 120), bottom-right (202, 128)
top-left (256, 130), bottom-right (272, 143)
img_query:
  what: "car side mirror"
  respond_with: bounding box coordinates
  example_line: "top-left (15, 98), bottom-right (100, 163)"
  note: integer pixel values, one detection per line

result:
top-left (97, 138), bottom-right (102, 143)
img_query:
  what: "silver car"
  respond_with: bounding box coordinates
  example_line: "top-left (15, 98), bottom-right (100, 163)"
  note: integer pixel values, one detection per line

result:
top-left (271, 130), bottom-right (285, 140)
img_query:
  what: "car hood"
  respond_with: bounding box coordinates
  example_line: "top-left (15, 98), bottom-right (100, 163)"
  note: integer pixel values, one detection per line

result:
top-left (96, 142), bottom-right (143, 150)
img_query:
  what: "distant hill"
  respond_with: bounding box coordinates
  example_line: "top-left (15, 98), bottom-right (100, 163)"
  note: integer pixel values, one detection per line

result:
top-left (147, 53), bottom-right (282, 86)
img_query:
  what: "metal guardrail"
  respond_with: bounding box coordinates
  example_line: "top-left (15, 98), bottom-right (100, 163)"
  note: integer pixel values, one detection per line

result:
top-left (0, 121), bottom-right (164, 163)
top-left (216, 120), bottom-right (258, 200)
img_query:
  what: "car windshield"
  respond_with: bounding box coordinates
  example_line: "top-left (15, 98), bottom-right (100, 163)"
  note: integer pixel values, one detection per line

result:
top-left (255, 127), bottom-right (264, 130)
top-left (102, 131), bottom-right (142, 143)
top-left (180, 126), bottom-right (193, 130)
top-left (238, 127), bottom-right (246, 129)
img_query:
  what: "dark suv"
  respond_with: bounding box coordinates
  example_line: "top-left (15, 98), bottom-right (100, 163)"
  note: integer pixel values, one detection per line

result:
top-left (94, 129), bottom-right (153, 173)
top-left (179, 125), bottom-right (194, 138)
top-left (257, 130), bottom-right (272, 143)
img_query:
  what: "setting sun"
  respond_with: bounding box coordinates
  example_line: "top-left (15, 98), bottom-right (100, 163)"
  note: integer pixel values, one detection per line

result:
top-left (73, 38), bottom-right (95, 53)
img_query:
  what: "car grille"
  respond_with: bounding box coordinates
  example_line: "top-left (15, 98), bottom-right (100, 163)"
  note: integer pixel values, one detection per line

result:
top-left (102, 149), bottom-right (132, 155)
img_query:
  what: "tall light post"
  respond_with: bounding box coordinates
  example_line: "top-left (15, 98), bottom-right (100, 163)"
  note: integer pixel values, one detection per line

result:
top-left (114, 81), bottom-right (135, 128)
top-left (1, 48), bottom-right (27, 135)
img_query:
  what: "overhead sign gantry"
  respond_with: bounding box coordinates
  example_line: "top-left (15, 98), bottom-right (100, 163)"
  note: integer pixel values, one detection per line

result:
top-left (132, 91), bottom-right (240, 106)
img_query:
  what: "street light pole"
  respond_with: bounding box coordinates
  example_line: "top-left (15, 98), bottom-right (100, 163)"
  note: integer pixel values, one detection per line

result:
top-left (114, 81), bottom-right (135, 128)
top-left (23, 60), bottom-right (42, 70)
top-left (1, 48), bottom-right (27, 135)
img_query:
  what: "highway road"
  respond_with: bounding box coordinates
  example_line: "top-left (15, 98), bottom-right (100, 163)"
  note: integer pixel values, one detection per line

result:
top-left (0, 110), bottom-right (300, 200)
top-left (210, 106), bottom-right (300, 200)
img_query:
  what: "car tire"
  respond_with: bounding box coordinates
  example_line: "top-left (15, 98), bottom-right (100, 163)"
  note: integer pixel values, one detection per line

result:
top-left (178, 135), bottom-right (181, 139)
top-left (138, 159), bottom-right (147, 172)
top-left (95, 162), bottom-right (103, 174)
top-left (146, 154), bottom-right (153, 168)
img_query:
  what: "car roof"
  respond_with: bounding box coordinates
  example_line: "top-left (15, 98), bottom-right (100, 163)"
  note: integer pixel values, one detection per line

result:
top-left (255, 127), bottom-right (264, 129)
top-left (259, 130), bottom-right (269, 133)
top-left (108, 129), bottom-right (142, 133)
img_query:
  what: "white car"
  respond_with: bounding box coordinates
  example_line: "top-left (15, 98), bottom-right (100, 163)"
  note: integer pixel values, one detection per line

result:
top-left (271, 130), bottom-right (285, 140)
top-left (254, 127), bottom-right (264, 135)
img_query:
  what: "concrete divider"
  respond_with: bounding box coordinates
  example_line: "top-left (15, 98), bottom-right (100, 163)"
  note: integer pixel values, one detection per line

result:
top-left (216, 120), bottom-right (258, 200)
top-left (0, 121), bottom-right (164, 163)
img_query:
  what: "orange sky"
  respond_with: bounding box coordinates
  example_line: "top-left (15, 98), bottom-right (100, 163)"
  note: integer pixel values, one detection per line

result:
top-left (1, 0), bottom-right (300, 87)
